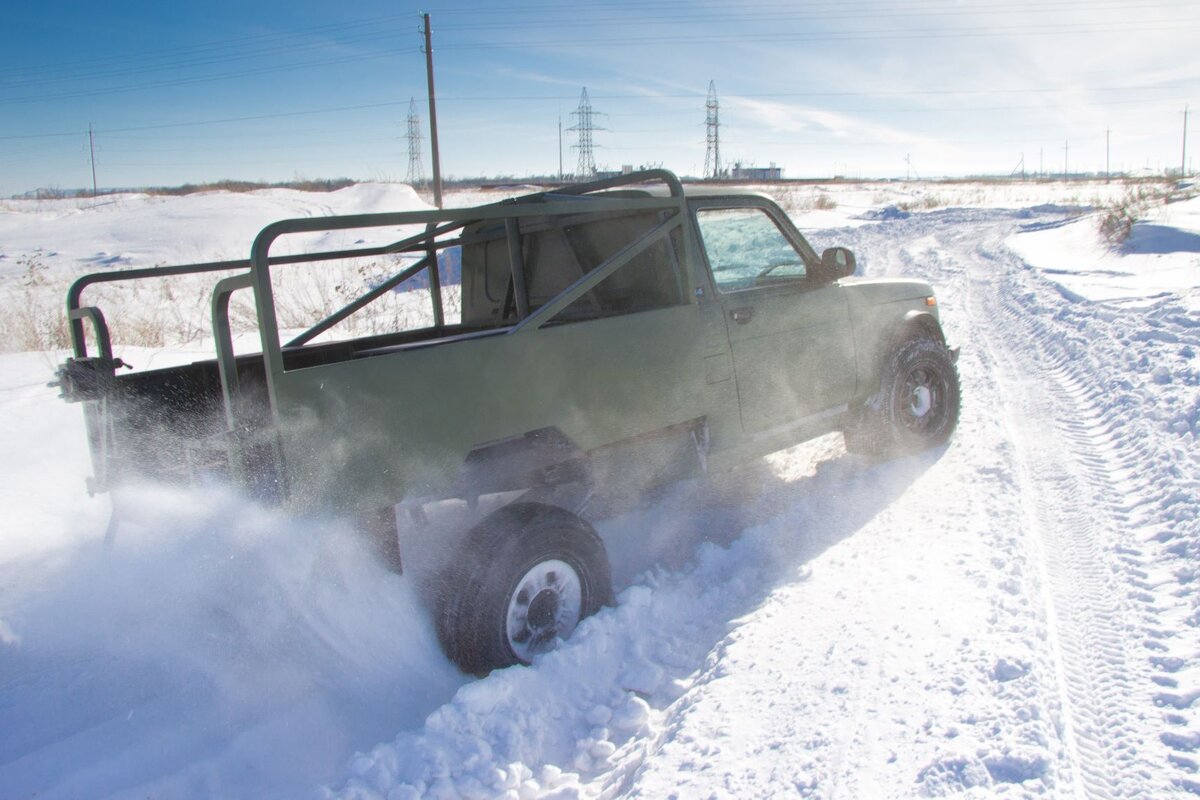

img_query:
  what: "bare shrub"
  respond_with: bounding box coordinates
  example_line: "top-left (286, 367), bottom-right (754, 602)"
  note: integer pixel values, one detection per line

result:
top-left (1098, 199), bottom-right (1138, 246)
top-left (784, 191), bottom-right (838, 212)
top-left (813, 193), bottom-right (838, 210)
top-left (1096, 184), bottom-right (1172, 247)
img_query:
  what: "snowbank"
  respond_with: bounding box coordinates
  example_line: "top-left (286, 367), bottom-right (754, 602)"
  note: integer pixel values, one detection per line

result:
top-left (1008, 194), bottom-right (1200, 309)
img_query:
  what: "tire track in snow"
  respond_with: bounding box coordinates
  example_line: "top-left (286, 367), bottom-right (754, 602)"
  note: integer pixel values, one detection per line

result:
top-left (815, 206), bottom-right (1199, 796)
top-left (967, 225), bottom-right (1180, 798)
top-left (997, 224), bottom-right (1200, 791)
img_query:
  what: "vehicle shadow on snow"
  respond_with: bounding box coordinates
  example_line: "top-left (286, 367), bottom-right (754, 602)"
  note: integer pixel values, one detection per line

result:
top-left (598, 436), bottom-right (942, 595)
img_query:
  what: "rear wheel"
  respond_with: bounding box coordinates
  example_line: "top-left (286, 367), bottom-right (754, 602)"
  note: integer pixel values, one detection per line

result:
top-left (436, 503), bottom-right (613, 675)
top-left (845, 336), bottom-right (960, 456)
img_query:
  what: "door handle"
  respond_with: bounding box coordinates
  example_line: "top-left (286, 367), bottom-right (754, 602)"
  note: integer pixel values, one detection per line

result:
top-left (729, 306), bottom-right (754, 325)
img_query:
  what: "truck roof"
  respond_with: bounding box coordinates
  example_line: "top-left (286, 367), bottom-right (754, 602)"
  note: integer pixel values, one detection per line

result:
top-left (514, 182), bottom-right (773, 206)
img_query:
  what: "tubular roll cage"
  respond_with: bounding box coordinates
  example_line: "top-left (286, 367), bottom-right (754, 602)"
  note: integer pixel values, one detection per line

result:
top-left (65, 169), bottom-right (692, 430)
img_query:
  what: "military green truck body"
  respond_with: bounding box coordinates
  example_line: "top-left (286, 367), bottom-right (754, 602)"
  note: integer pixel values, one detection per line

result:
top-left (56, 170), bottom-right (959, 673)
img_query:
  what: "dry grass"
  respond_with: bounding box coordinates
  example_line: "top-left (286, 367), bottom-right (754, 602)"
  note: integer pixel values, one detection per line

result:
top-left (0, 254), bottom-right (71, 352)
top-left (780, 190), bottom-right (838, 213)
top-left (897, 194), bottom-right (946, 212)
top-left (0, 251), bottom-right (455, 356)
top-left (145, 178), bottom-right (357, 197)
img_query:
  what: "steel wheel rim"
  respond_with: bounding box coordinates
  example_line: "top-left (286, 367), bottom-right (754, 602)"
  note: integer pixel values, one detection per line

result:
top-left (505, 558), bottom-right (583, 663)
top-left (899, 363), bottom-right (946, 434)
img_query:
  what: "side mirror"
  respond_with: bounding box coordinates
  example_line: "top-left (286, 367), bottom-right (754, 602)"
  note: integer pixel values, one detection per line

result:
top-left (820, 247), bottom-right (856, 281)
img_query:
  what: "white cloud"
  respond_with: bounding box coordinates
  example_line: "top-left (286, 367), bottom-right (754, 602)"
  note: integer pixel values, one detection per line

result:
top-left (728, 96), bottom-right (944, 149)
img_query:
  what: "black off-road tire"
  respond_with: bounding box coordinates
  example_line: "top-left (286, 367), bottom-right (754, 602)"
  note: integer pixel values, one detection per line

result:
top-left (844, 336), bottom-right (961, 457)
top-left (436, 503), bottom-right (613, 676)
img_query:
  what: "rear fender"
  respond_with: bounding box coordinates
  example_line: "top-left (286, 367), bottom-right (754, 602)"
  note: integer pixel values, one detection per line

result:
top-left (451, 419), bottom-right (709, 516)
top-left (456, 427), bottom-right (590, 500)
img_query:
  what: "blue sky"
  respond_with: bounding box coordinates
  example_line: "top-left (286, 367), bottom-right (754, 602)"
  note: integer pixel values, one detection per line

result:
top-left (0, 0), bottom-right (1196, 195)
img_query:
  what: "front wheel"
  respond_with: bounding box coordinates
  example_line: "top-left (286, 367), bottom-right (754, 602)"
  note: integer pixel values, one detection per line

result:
top-left (845, 336), bottom-right (961, 456)
top-left (436, 503), bottom-right (613, 675)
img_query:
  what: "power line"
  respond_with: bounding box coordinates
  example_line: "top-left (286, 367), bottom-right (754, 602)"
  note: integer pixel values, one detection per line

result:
top-left (4, 0), bottom-right (1172, 87)
top-left (0, 13), bottom-right (1188, 109)
top-left (8, 88), bottom-right (1186, 142)
top-left (435, 19), bottom-right (1199, 49)
top-left (0, 13), bottom-right (414, 80)
top-left (2, 85), bottom-right (1190, 143)
top-left (0, 0), bottom-right (1179, 84)
top-left (1, 30), bottom-right (406, 90)
top-left (0, 1), bottom-right (1183, 98)
top-left (0, 100), bottom-right (411, 141)
top-left (430, 0), bottom-right (1189, 15)
top-left (436, 0), bottom-right (1193, 31)
top-left (0, 48), bottom-right (418, 106)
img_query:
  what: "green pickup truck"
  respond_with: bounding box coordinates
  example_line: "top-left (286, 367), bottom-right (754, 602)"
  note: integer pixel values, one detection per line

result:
top-left (55, 170), bottom-right (959, 673)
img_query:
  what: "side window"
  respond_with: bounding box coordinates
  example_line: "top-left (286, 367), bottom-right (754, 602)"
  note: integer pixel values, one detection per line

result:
top-left (548, 213), bottom-right (686, 323)
top-left (458, 211), bottom-right (688, 329)
top-left (695, 207), bottom-right (807, 293)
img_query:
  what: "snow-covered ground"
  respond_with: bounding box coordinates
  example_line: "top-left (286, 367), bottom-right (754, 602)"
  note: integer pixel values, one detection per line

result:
top-left (1, 179), bottom-right (1198, 799)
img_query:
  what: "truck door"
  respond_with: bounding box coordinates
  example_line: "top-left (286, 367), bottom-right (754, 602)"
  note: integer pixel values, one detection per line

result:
top-left (693, 202), bottom-right (855, 434)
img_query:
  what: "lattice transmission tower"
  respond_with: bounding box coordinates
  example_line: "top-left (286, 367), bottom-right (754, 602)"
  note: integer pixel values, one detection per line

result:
top-left (406, 97), bottom-right (425, 187)
top-left (568, 87), bottom-right (605, 179)
top-left (704, 80), bottom-right (722, 180)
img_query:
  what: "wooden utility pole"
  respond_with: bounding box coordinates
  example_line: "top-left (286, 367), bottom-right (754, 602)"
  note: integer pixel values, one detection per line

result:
top-left (422, 13), bottom-right (443, 208)
top-left (1183, 105), bottom-right (1189, 177)
top-left (88, 124), bottom-right (98, 197)
top-left (1106, 128), bottom-right (1110, 183)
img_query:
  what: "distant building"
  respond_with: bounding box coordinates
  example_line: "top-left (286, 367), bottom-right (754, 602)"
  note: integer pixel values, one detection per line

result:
top-left (730, 161), bottom-right (783, 181)
top-left (597, 164), bottom-right (654, 180)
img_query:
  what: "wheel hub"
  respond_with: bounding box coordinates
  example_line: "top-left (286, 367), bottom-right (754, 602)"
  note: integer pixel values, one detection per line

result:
top-left (526, 589), bottom-right (560, 630)
top-left (910, 385), bottom-right (933, 417)
top-left (506, 559), bottom-right (583, 663)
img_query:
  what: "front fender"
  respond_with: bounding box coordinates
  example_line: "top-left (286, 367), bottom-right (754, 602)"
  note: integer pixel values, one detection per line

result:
top-left (852, 307), bottom-right (949, 407)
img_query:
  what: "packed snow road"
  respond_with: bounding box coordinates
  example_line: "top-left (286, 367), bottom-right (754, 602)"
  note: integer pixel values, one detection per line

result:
top-left (1, 194), bottom-right (1197, 799)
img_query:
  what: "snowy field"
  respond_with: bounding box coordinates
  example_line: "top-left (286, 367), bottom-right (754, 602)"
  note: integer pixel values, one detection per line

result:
top-left (1, 178), bottom-right (1198, 799)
